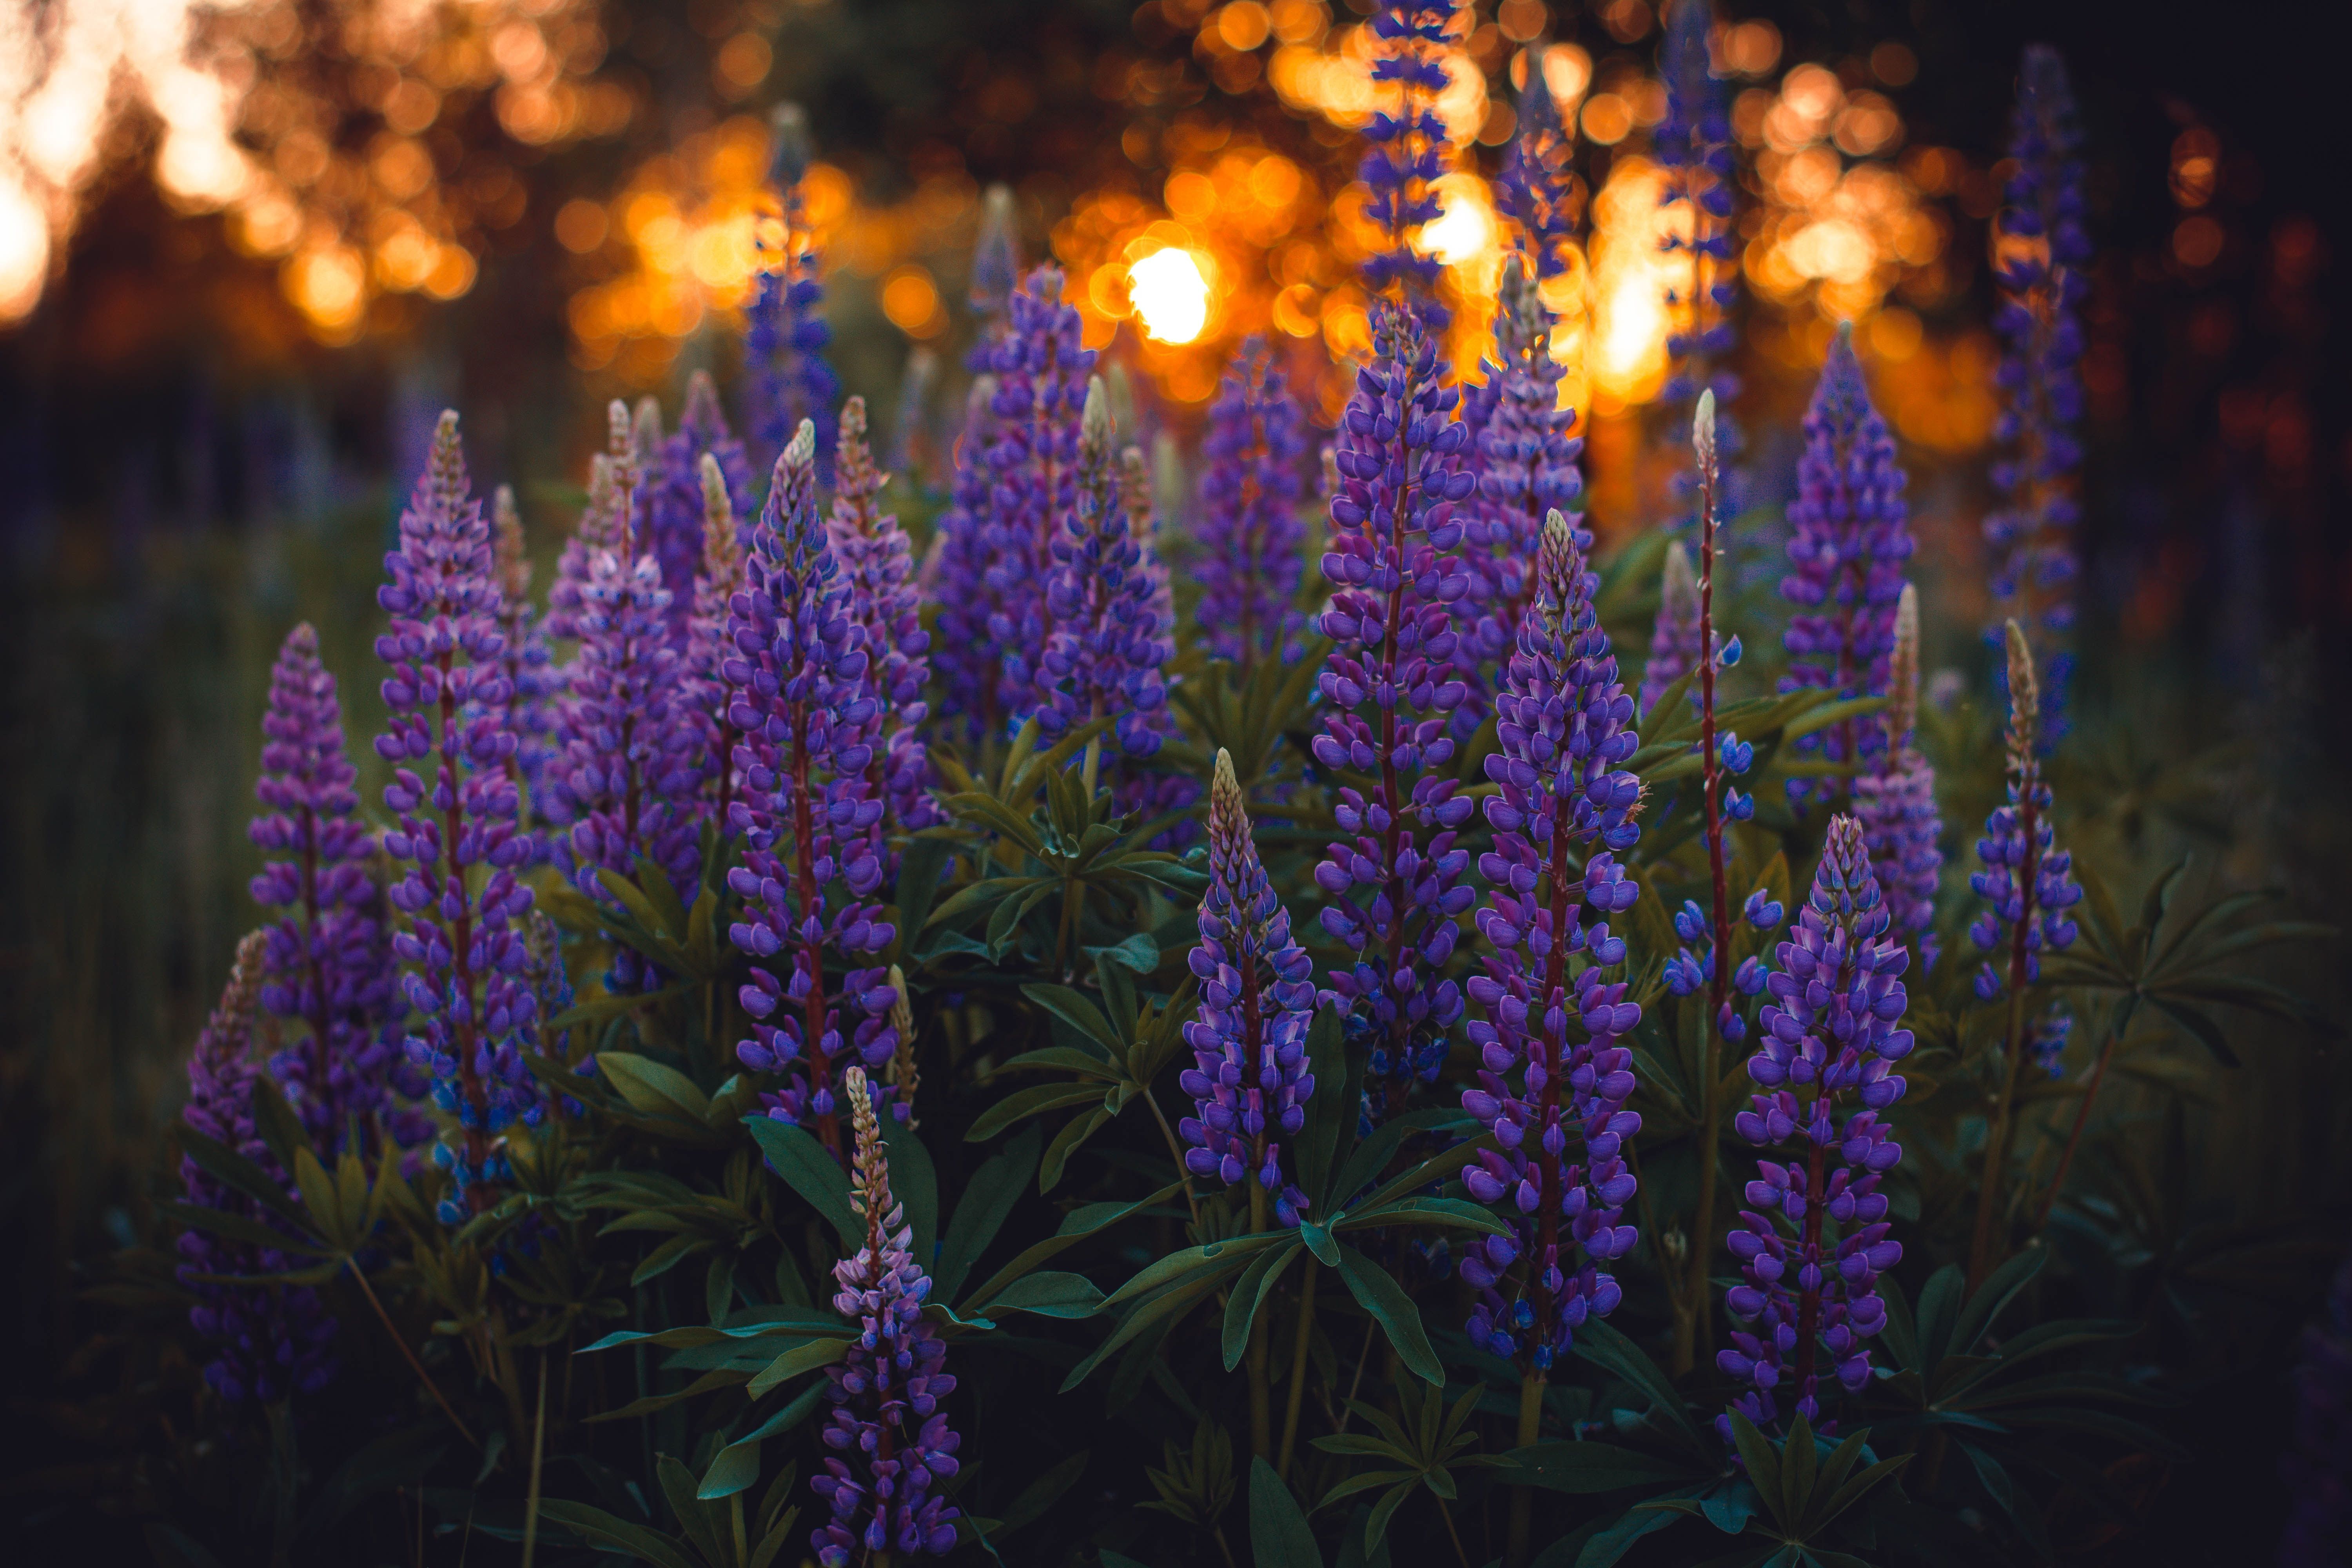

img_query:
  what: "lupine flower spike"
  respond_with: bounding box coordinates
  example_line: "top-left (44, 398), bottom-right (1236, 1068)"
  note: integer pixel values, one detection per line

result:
top-left (177, 931), bottom-right (340, 1402)
top-left (489, 487), bottom-right (560, 804)
top-left (1180, 750), bottom-right (1318, 1227)
top-left (1360, 0), bottom-right (1457, 323)
top-left (1496, 44), bottom-right (1580, 282)
top-left (643, 371), bottom-right (755, 639)
top-left (1986, 45), bottom-right (2089, 742)
top-left (967, 183), bottom-right (1020, 354)
top-left (690, 452), bottom-right (748, 836)
top-left (1657, 0), bottom-right (1746, 525)
top-left (1638, 540), bottom-right (1704, 715)
top-left (1718, 814), bottom-right (1912, 1437)
top-left (745, 102), bottom-right (840, 479)
top-left (1965, 621), bottom-right (2083, 1282)
top-left (828, 394), bottom-right (940, 846)
top-left (546, 401), bottom-right (705, 941)
top-left (811, 1065), bottom-right (962, 1564)
top-left (250, 624), bottom-right (401, 1148)
top-left (884, 965), bottom-right (920, 1125)
top-left (1780, 326), bottom-right (1915, 806)
top-left (546, 452), bottom-right (619, 642)
top-left (1196, 338), bottom-right (1308, 670)
top-left (1314, 301), bottom-right (1476, 1120)
top-left (374, 412), bottom-right (541, 1220)
top-left (1852, 584), bottom-right (1942, 965)
top-left (929, 376), bottom-right (1004, 739)
top-left (1461, 511), bottom-right (1644, 1379)
top-left (725, 421), bottom-right (898, 1152)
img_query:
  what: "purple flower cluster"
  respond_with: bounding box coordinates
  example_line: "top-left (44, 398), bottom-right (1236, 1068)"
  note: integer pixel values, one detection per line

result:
top-left (1465, 258), bottom-right (1586, 689)
top-left (1496, 46), bottom-right (1579, 281)
top-left (1637, 540), bottom-right (1704, 715)
top-left (1852, 585), bottom-right (1942, 964)
top-left (1779, 328), bottom-right (1915, 805)
top-left (489, 487), bottom-right (561, 807)
top-left (688, 452), bottom-right (750, 835)
top-left (373, 413), bottom-right (543, 1221)
top-left (546, 452), bottom-right (621, 644)
top-left (828, 394), bottom-right (939, 842)
top-left (1968, 624), bottom-right (2082, 999)
top-left (1719, 814), bottom-right (1912, 1436)
top-left (1656, 0), bottom-right (1749, 527)
top-left (1195, 338), bottom-right (1309, 669)
top-left (745, 103), bottom-right (840, 479)
top-left (641, 372), bottom-right (755, 641)
top-left (177, 932), bottom-right (340, 1403)
top-left (967, 183), bottom-right (1020, 345)
top-left (1312, 303), bottom-right (1477, 1112)
top-left (928, 377), bottom-right (1002, 739)
top-left (1985, 45), bottom-right (2089, 739)
top-left (1032, 378), bottom-right (1172, 761)
top-left (1180, 751), bottom-right (1318, 1227)
top-left (811, 1069), bottom-right (961, 1564)
top-left (249, 624), bottom-right (403, 1149)
top-left (1359, 0), bottom-right (1455, 321)
top-left (1459, 513), bottom-right (1644, 1371)
top-left (724, 423), bottom-right (900, 1152)
top-left (546, 403), bottom-right (707, 925)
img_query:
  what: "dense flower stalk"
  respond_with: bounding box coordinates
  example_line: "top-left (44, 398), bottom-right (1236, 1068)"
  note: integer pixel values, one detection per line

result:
top-left (374, 412), bottom-right (541, 1220)
top-left (828, 395), bottom-right (939, 842)
top-left (1852, 585), bottom-right (1942, 964)
top-left (1460, 512), bottom-right (1644, 1375)
top-left (929, 377), bottom-right (1003, 739)
top-left (725, 422), bottom-right (898, 1153)
top-left (811, 1066), bottom-right (961, 1564)
top-left (1466, 257), bottom-right (1586, 690)
top-left (689, 453), bottom-right (749, 836)
top-left (1638, 540), bottom-right (1703, 715)
top-left (1195, 339), bottom-right (1308, 669)
top-left (546, 454), bottom-right (620, 643)
top-left (177, 932), bottom-right (340, 1402)
top-left (1032, 378), bottom-right (1172, 766)
top-left (642, 372), bottom-right (755, 640)
top-left (1657, 0), bottom-right (1746, 522)
top-left (1312, 302), bottom-right (1477, 1115)
top-left (982, 266), bottom-right (1096, 723)
top-left (1180, 751), bottom-right (1318, 1226)
top-left (1496, 45), bottom-right (1579, 281)
top-left (745, 103), bottom-right (840, 480)
top-left (1718, 815), bottom-right (1911, 1435)
top-left (1780, 328), bottom-right (1915, 805)
top-left (1985, 45), bottom-right (2089, 739)
top-left (546, 402), bottom-right (705, 920)
top-left (489, 487), bottom-right (561, 807)
top-left (1360, 0), bottom-right (1456, 322)
top-left (251, 624), bottom-right (407, 1150)
top-left (966, 183), bottom-right (1020, 356)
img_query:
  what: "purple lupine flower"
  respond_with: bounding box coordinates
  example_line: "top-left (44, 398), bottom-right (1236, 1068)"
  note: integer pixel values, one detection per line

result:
top-left (2026, 1004), bottom-right (2071, 1078)
top-left (488, 488), bottom-right (561, 811)
top-left (1180, 751), bottom-right (1318, 1227)
top-left (724, 422), bottom-right (900, 1155)
top-left (1195, 338), bottom-right (1308, 670)
top-left (1312, 301), bottom-right (1477, 1117)
top-left (1496, 45), bottom-right (1579, 282)
top-left (828, 395), bottom-right (940, 845)
top-left (546, 453), bottom-right (621, 644)
top-left (2281, 1233), bottom-right (2352, 1568)
top-left (1465, 257), bottom-right (1586, 694)
top-left (1121, 441), bottom-right (1180, 657)
top-left (744, 103), bottom-right (840, 481)
top-left (1718, 814), bottom-right (1913, 1436)
top-left (811, 1067), bottom-right (961, 1564)
top-left (1657, 0), bottom-right (1747, 524)
top-left (929, 377), bottom-right (1003, 741)
top-left (1459, 512), bottom-right (1644, 1372)
top-left (688, 452), bottom-right (750, 841)
top-left (546, 402), bottom-right (706, 929)
top-left (1853, 584), bottom-right (1942, 966)
top-left (966, 183), bottom-right (1020, 361)
top-left (1986, 45), bottom-right (2090, 744)
top-left (249, 624), bottom-right (401, 1149)
top-left (177, 932), bottom-right (341, 1402)
top-left (1360, 0), bottom-right (1456, 323)
top-left (1779, 327), bottom-right (1915, 806)
top-left (983, 265), bottom-right (1096, 724)
top-left (641, 371), bottom-right (756, 641)
top-left (374, 411), bottom-right (542, 1221)
top-left (1968, 622), bottom-right (2082, 1000)
top-left (1637, 540), bottom-right (1704, 715)
top-left (1032, 378), bottom-right (1172, 765)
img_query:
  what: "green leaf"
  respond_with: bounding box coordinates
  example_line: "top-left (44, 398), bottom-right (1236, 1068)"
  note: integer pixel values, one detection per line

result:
top-left (1913, 1264), bottom-right (1966, 1368)
top-left (1083, 932), bottom-right (1161, 977)
top-left (1020, 984), bottom-right (1126, 1055)
top-left (1103, 1236), bottom-right (1272, 1311)
top-left (957, 1179), bottom-right (1185, 1314)
top-left (174, 1128), bottom-right (312, 1235)
top-left (246, 1073), bottom-right (313, 1180)
top-left (597, 1053), bottom-right (713, 1124)
top-left (1334, 1243), bottom-right (1441, 1386)
top-left (1506, 1442), bottom-right (1695, 1495)
top-left (934, 1124), bottom-right (1040, 1301)
top-left (1222, 1242), bottom-right (1300, 1372)
top-left (1572, 1318), bottom-right (1705, 1452)
top-left (982, 1271), bottom-right (1105, 1319)
top-left (742, 1117), bottom-right (861, 1249)
top-left (1059, 1269), bottom-right (1226, 1392)
top-left (1250, 1457), bottom-right (1325, 1568)
top-left (747, 1336), bottom-right (849, 1400)
top-left (2147, 997), bottom-right (2240, 1068)
top-left (536, 1502), bottom-right (700, 1568)
top-left (1573, 1488), bottom-right (1710, 1568)
top-left (1297, 1008), bottom-right (1350, 1203)
top-left (879, 1115), bottom-right (939, 1268)
top-left (894, 833), bottom-right (955, 947)
top-left (1951, 1244), bottom-right (2048, 1358)
top-left (1327, 1108), bottom-right (1476, 1214)
top-left (995, 1451), bottom-right (1090, 1538)
top-left (965, 1082), bottom-right (1108, 1143)
top-left (697, 1437), bottom-right (765, 1501)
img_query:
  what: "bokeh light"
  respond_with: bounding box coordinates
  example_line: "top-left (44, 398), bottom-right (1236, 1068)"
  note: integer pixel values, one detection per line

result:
top-left (1129, 248), bottom-right (1212, 343)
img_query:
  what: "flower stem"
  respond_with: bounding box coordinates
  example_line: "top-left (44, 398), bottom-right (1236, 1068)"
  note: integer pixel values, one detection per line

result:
top-left (2034, 1012), bottom-right (2119, 1229)
top-left (1506, 1368), bottom-right (1546, 1567)
top-left (1969, 786), bottom-right (2041, 1289)
top-left (1248, 1180), bottom-right (1274, 1459)
top-left (1278, 1259), bottom-right (1318, 1479)
top-left (349, 1258), bottom-right (478, 1450)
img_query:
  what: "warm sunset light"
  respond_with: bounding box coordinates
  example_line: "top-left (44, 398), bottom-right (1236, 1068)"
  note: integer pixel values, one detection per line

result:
top-left (1127, 247), bottom-right (1212, 344)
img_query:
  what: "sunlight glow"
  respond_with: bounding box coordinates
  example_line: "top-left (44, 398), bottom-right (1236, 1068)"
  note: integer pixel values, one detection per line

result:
top-left (1128, 247), bottom-right (1212, 344)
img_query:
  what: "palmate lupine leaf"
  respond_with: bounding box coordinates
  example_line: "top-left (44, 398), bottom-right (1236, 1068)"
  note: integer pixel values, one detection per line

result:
top-left (1311, 1381), bottom-right (1504, 1559)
